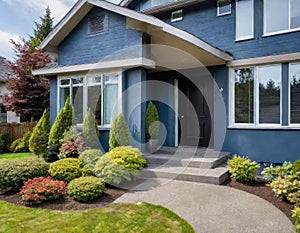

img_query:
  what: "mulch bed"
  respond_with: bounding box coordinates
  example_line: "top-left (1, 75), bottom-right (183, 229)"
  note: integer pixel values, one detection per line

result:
top-left (0, 186), bottom-right (126, 211)
top-left (225, 180), bottom-right (294, 222)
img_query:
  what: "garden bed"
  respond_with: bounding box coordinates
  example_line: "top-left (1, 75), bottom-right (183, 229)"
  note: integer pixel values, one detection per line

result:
top-left (225, 180), bottom-right (294, 222)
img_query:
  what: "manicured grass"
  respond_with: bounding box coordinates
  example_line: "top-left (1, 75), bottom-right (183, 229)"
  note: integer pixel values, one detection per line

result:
top-left (0, 152), bottom-right (34, 160)
top-left (0, 201), bottom-right (194, 233)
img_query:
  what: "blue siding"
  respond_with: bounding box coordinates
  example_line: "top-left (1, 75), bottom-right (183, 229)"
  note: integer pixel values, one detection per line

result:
top-left (99, 130), bottom-right (110, 152)
top-left (50, 77), bottom-right (57, 125)
top-left (59, 7), bottom-right (143, 66)
top-left (156, 0), bottom-right (300, 59)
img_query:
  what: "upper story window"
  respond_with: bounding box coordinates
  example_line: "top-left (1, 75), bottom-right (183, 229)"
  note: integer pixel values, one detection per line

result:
top-left (217, 0), bottom-right (231, 16)
top-left (235, 0), bottom-right (254, 41)
top-left (264, 0), bottom-right (300, 35)
top-left (88, 13), bottom-right (108, 35)
top-left (171, 10), bottom-right (183, 22)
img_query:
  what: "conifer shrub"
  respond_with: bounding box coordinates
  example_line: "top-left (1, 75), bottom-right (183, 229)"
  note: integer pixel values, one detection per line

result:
top-left (145, 101), bottom-right (160, 140)
top-left (82, 108), bottom-right (100, 149)
top-left (79, 149), bottom-right (103, 176)
top-left (10, 130), bottom-right (32, 153)
top-left (109, 113), bottom-right (131, 150)
top-left (29, 109), bottom-right (50, 159)
top-left (48, 97), bottom-right (73, 151)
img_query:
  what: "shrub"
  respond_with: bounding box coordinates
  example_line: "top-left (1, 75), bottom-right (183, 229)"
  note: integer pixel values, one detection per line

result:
top-left (228, 155), bottom-right (260, 182)
top-left (269, 175), bottom-right (300, 204)
top-left (59, 141), bottom-right (79, 159)
top-left (10, 130), bottom-right (32, 153)
top-left (49, 158), bottom-right (83, 183)
top-left (94, 146), bottom-right (146, 184)
top-left (19, 176), bottom-right (66, 204)
top-left (79, 149), bottom-right (103, 175)
top-left (82, 108), bottom-right (100, 149)
top-left (48, 97), bottom-right (73, 151)
top-left (261, 161), bottom-right (293, 182)
top-left (292, 206), bottom-right (300, 233)
top-left (109, 113), bottom-right (131, 150)
top-left (29, 110), bottom-right (50, 159)
top-left (60, 125), bottom-right (80, 144)
top-left (293, 159), bottom-right (300, 175)
top-left (0, 129), bottom-right (10, 152)
top-left (75, 136), bottom-right (87, 153)
top-left (0, 157), bottom-right (49, 191)
top-left (9, 138), bottom-right (23, 152)
top-left (145, 101), bottom-right (160, 140)
top-left (67, 176), bottom-right (105, 202)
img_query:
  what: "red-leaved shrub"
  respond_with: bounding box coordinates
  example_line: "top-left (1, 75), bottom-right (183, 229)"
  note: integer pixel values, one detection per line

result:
top-left (19, 176), bottom-right (66, 204)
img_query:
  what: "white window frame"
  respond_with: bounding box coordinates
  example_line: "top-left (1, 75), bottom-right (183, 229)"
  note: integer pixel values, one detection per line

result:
top-left (171, 9), bottom-right (183, 22)
top-left (289, 62), bottom-right (300, 127)
top-left (235, 0), bottom-right (254, 41)
top-left (217, 0), bottom-right (231, 17)
top-left (263, 0), bottom-right (300, 37)
top-left (229, 64), bottom-right (282, 128)
top-left (57, 70), bottom-right (122, 128)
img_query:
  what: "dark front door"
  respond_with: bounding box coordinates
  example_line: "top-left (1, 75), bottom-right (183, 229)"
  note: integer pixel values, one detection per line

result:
top-left (178, 77), bottom-right (212, 147)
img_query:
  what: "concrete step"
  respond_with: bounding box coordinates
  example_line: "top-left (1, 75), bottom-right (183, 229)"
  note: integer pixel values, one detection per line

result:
top-left (140, 164), bottom-right (229, 185)
top-left (144, 152), bottom-right (230, 169)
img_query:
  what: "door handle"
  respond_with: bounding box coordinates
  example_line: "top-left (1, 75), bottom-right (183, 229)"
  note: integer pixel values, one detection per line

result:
top-left (181, 115), bottom-right (184, 118)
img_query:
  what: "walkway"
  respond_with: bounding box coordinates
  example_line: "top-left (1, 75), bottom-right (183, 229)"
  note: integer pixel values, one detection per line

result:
top-left (114, 179), bottom-right (295, 233)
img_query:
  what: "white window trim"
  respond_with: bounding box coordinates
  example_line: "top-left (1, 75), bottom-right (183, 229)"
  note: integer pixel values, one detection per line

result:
top-left (171, 9), bottom-right (183, 22)
top-left (235, 0), bottom-right (254, 42)
top-left (57, 70), bottom-right (122, 128)
top-left (263, 0), bottom-right (300, 36)
top-left (217, 0), bottom-right (231, 17)
top-left (229, 64), bottom-right (282, 128)
top-left (289, 62), bottom-right (300, 127)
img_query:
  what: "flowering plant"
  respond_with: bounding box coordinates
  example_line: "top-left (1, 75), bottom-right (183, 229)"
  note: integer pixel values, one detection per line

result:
top-left (59, 141), bottom-right (79, 159)
top-left (19, 177), bottom-right (66, 204)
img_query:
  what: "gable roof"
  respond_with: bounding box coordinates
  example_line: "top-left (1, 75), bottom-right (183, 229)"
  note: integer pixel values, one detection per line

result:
top-left (40, 0), bottom-right (232, 65)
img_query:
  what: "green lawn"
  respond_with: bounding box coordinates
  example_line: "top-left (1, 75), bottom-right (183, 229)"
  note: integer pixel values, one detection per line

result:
top-left (0, 201), bottom-right (194, 233)
top-left (0, 152), bottom-right (34, 159)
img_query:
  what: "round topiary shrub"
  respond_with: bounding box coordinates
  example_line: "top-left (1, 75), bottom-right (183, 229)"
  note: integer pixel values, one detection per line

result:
top-left (68, 176), bottom-right (105, 202)
top-left (0, 157), bottom-right (49, 191)
top-left (93, 146), bottom-right (146, 184)
top-left (49, 158), bottom-right (83, 183)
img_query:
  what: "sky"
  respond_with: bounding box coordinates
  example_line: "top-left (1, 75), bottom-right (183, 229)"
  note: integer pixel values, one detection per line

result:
top-left (0, 0), bottom-right (122, 60)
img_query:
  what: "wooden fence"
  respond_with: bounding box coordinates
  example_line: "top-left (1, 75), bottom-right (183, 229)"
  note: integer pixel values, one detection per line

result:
top-left (0, 123), bottom-right (36, 142)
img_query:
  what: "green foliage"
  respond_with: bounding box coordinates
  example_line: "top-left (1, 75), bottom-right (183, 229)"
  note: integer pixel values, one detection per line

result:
top-left (269, 175), bottom-right (300, 204)
top-left (19, 176), bottom-right (66, 204)
top-left (261, 161), bottom-right (293, 182)
top-left (59, 141), bottom-right (79, 159)
top-left (0, 129), bottom-right (10, 152)
top-left (68, 176), bottom-right (105, 202)
top-left (10, 130), bottom-right (32, 153)
top-left (145, 101), bottom-right (160, 140)
top-left (79, 149), bottom-right (103, 175)
top-left (109, 113), bottom-right (131, 149)
top-left (228, 155), bottom-right (260, 182)
top-left (48, 97), bottom-right (73, 151)
top-left (82, 108), bottom-right (100, 149)
top-left (29, 109), bottom-right (50, 159)
top-left (49, 158), bottom-right (84, 183)
top-left (0, 157), bottom-right (49, 191)
top-left (292, 206), bottom-right (300, 233)
top-left (293, 159), bottom-right (300, 175)
top-left (60, 125), bottom-right (79, 143)
top-left (93, 146), bottom-right (146, 184)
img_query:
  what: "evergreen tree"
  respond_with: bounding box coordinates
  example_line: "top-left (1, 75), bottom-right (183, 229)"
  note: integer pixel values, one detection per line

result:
top-left (109, 113), bottom-right (131, 149)
top-left (145, 101), bottom-right (160, 140)
top-left (29, 109), bottom-right (50, 160)
top-left (29, 6), bottom-right (53, 49)
top-left (82, 108), bottom-right (100, 149)
top-left (48, 97), bottom-right (73, 151)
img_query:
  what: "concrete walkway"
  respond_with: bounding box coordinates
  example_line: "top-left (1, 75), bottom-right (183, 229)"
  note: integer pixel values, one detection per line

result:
top-left (114, 179), bottom-right (295, 233)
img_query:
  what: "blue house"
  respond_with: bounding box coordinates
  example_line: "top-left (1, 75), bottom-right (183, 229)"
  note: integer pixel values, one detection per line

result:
top-left (33, 0), bottom-right (300, 163)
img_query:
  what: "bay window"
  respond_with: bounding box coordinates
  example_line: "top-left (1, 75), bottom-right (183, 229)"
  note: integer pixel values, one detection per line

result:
top-left (58, 72), bottom-right (121, 126)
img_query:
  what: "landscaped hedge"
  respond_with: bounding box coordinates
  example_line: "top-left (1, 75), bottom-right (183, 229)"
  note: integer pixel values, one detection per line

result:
top-left (68, 176), bottom-right (105, 202)
top-left (0, 157), bottom-right (49, 191)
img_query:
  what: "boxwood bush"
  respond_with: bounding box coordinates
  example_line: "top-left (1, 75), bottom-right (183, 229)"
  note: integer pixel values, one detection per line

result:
top-left (49, 158), bottom-right (83, 183)
top-left (67, 176), bottom-right (105, 202)
top-left (0, 157), bottom-right (49, 191)
top-left (228, 155), bottom-right (260, 182)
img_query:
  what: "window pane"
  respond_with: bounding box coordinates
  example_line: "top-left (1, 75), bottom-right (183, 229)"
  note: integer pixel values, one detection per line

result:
top-left (290, 64), bottom-right (300, 123)
top-left (264, 0), bottom-right (288, 34)
top-left (234, 68), bottom-right (254, 123)
top-left (88, 86), bottom-right (101, 125)
top-left (73, 86), bottom-right (83, 124)
top-left (236, 0), bottom-right (253, 40)
top-left (291, 0), bottom-right (300, 29)
top-left (258, 65), bottom-right (281, 124)
top-left (60, 87), bottom-right (70, 109)
top-left (104, 83), bottom-right (118, 125)
top-left (60, 79), bottom-right (70, 86)
top-left (218, 0), bottom-right (231, 15)
top-left (0, 106), bottom-right (7, 123)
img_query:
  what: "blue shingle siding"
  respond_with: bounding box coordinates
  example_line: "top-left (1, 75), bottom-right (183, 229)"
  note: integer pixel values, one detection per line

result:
top-left (156, 0), bottom-right (300, 59)
top-left (58, 7), bottom-right (143, 66)
top-left (50, 77), bottom-right (57, 125)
